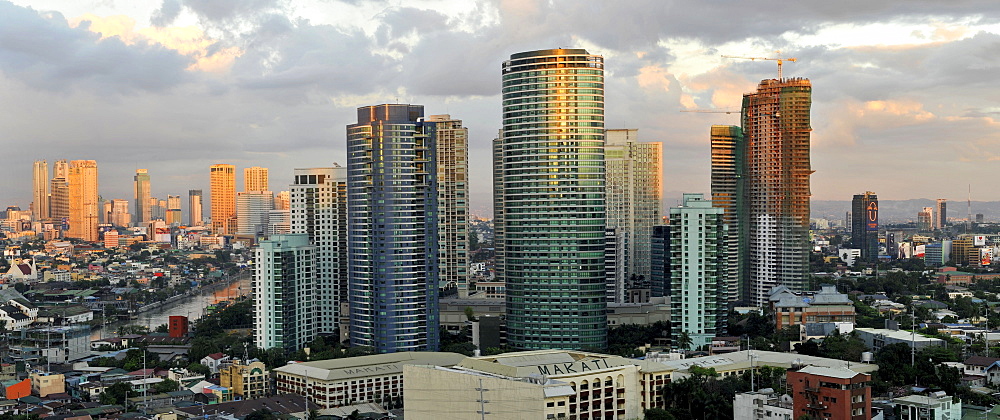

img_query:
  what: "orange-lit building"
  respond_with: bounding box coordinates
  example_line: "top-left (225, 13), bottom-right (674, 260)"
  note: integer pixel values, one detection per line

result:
top-left (210, 164), bottom-right (236, 235)
top-left (787, 366), bottom-right (871, 420)
top-left (68, 160), bottom-right (99, 242)
top-left (769, 285), bottom-right (856, 331)
top-left (169, 315), bottom-right (189, 338)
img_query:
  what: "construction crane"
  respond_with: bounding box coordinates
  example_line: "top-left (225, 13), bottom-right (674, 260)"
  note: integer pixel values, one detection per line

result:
top-left (680, 109), bottom-right (736, 115)
top-left (721, 52), bottom-right (797, 80)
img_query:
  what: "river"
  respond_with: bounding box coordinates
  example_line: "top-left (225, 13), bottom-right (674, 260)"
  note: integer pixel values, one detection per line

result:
top-left (90, 273), bottom-right (251, 341)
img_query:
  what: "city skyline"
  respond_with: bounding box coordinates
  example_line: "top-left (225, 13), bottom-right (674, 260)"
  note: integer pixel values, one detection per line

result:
top-left (2, 1), bottom-right (1000, 212)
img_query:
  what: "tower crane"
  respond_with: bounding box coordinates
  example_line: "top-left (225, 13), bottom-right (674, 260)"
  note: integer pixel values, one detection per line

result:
top-left (721, 51), bottom-right (798, 80)
top-left (680, 109), bottom-right (736, 115)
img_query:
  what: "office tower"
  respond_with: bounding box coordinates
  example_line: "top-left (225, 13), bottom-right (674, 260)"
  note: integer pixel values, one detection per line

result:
top-left (710, 125), bottom-right (745, 303)
top-left (134, 169), bottom-right (151, 224)
top-left (253, 234), bottom-right (316, 353)
top-left (210, 164), bottom-right (236, 234)
top-left (668, 193), bottom-right (727, 350)
top-left (650, 225), bottom-right (670, 298)
top-left (244, 166), bottom-right (269, 192)
top-left (497, 49), bottom-right (607, 350)
top-left (236, 191), bottom-right (274, 235)
top-left (290, 167), bottom-right (349, 335)
top-left (742, 77), bottom-right (812, 306)
top-left (347, 104), bottom-right (439, 352)
top-left (604, 129), bottom-right (662, 297)
top-left (425, 114), bottom-right (471, 297)
top-left (268, 210), bottom-right (290, 235)
top-left (102, 200), bottom-right (112, 224)
top-left (149, 197), bottom-right (166, 221)
top-left (110, 199), bottom-right (131, 227)
top-left (918, 207), bottom-right (933, 231)
top-left (934, 198), bottom-right (947, 229)
top-left (32, 160), bottom-right (48, 220)
top-left (274, 191), bottom-right (290, 211)
top-left (50, 160), bottom-right (70, 223)
top-left (189, 190), bottom-right (203, 226)
top-left (67, 160), bottom-right (99, 242)
top-left (851, 192), bottom-right (879, 261)
top-left (166, 195), bottom-right (182, 225)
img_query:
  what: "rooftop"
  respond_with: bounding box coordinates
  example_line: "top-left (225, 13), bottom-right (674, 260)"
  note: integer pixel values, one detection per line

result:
top-left (274, 352), bottom-right (465, 382)
top-left (794, 365), bottom-right (867, 380)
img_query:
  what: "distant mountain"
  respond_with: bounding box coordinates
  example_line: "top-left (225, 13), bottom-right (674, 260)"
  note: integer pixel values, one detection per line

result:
top-left (812, 200), bottom-right (1000, 224)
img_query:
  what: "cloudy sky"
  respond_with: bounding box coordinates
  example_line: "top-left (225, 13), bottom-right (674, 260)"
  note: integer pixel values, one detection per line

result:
top-left (2, 0), bottom-right (999, 217)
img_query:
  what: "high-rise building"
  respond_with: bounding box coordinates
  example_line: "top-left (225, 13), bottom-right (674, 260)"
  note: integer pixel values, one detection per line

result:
top-left (253, 234), bottom-right (316, 353)
top-left (742, 77), bottom-right (812, 306)
top-left (604, 129), bottom-right (662, 298)
top-left (210, 164), bottom-right (236, 234)
top-left (166, 195), bottom-right (182, 225)
top-left (668, 193), bottom-right (728, 350)
top-left (290, 167), bottom-right (348, 335)
top-left (425, 114), bottom-right (470, 297)
top-left (50, 160), bottom-right (70, 224)
top-left (274, 190), bottom-right (290, 211)
top-left (244, 166), bottom-right (269, 192)
top-left (67, 160), bottom-right (99, 242)
top-left (710, 125), bottom-right (745, 303)
top-left (934, 198), bottom-right (947, 230)
top-left (150, 197), bottom-right (166, 221)
top-left (851, 192), bottom-right (879, 261)
top-left (110, 199), bottom-right (131, 227)
top-left (32, 160), bottom-right (48, 221)
top-left (236, 191), bottom-right (274, 235)
top-left (347, 104), bottom-right (440, 353)
top-left (134, 169), bottom-right (151, 225)
top-left (650, 225), bottom-right (670, 298)
top-left (918, 207), bottom-right (933, 231)
top-left (188, 190), bottom-right (203, 226)
top-left (497, 49), bottom-right (607, 350)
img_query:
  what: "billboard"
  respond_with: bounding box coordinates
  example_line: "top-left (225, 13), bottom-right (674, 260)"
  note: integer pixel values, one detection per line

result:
top-left (866, 202), bottom-right (878, 231)
top-left (982, 247), bottom-right (993, 266)
top-left (975, 235), bottom-right (987, 247)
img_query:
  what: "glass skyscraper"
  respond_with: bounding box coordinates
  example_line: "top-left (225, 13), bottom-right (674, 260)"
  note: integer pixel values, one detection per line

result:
top-left (497, 49), bottom-right (607, 350)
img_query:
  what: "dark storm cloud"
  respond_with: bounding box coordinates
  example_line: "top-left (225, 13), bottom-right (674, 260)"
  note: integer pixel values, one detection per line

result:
top-left (150, 0), bottom-right (182, 27)
top-left (0, 2), bottom-right (191, 93)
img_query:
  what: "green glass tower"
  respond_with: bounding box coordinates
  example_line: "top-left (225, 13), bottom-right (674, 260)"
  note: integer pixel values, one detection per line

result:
top-left (497, 48), bottom-right (607, 350)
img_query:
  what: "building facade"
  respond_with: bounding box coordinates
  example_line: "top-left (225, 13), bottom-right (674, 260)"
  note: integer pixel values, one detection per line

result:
top-left (604, 128), bottom-right (662, 293)
top-left (244, 166), bottom-right (269, 192)
top-left (710, 125), bottom-right (744, 304)
top-left (236, 191), bottom-right (274, 236)
top-left (32, 160), bottom-right (48, 221)
top-left (290, 167), bottom-right (348, 335)
top-left (787, 366), bottom-right (871, 420)
top-left (851, 192), bottom-right (879, 261)
top-left (253, 234), bottom-right (316, 353)
top-left (134, 169), bottom-right (151, 225)
top-left (650, 225), bottom-right (670, 298)
top-left (68, 160), bottom-right (99, 242)
top-left (668, 193), bottom-right (728, 350)
top-left (49, 159), bottom-right (70, 225)
top-left (219, 359), bottom-right (269, 400)
top-left (189, 189), bottom-right (203, 226)
top-left (210, 164), bottom-right (236, 234)
top-left (166, 195), bottom-right (182, 225)
top-left (742, 78), bottom-right (812, 306)
top-left (934, 199), bottom-right (947, 230)
top-left (347, 104), bottom-right (440, 352)
top-left (424, 114), bottom-right (471, 297)
top-left (497, 48), bottom-right (608, 350)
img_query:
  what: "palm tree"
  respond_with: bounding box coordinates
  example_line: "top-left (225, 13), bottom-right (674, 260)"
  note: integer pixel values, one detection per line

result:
top-left (675, 331), bottom-right (693, 351)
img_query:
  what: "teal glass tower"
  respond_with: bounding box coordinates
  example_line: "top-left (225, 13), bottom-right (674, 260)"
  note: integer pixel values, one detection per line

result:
top-left (497, 49), bottom-right (608, 350)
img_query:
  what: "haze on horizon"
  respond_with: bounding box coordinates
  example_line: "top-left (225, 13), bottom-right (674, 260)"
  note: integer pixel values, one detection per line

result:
top-left (2, 0), bottom-right (1000, 216)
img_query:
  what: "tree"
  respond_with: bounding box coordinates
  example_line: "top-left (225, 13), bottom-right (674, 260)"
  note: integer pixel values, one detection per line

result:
top-left (644, 408), bottom-right (675, 420)
top-left (152, 379), bottom-right (179, 394)
top-left (187, 362), bottom-right (211, 376)
top-left (101, 382), bottom-right (136, 405)
top-left (675, 331), bottom-right (693, 351)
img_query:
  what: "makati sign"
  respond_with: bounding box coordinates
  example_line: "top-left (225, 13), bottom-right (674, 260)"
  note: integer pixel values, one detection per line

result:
top-left (535, 358), bottom-right (624, 376)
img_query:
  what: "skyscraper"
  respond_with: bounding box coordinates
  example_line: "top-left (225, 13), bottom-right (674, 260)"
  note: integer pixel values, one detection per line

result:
top-left (236, 191), bottom-right (274, 235)
top-left (851, 192), bottom-right (879, 261)
top-left (290, 167), bottom-right (348, 335)
top-left (668, 193), bottom-right (727, 350)
top-left (166, 195), bottom-right (182, 225)
top-left (110, 199), bottom-right (131, 227)
top-left (134, 169), bottom-right (151, 225)
top-left (918, 207), bottom-right (933, 231)
top-left (188, 190), bottom-right (203, 226)
top-left (934, 198), bottom-right (947, 230)
top-left (50, 160), bottom-right (70, 224)
top-left (244, 166), bottom-right (269, 192)
top-left (32, 160), bottom-right (48, 221)
top-left (742, 77), bottom-right (812, 306)
top-left (67, 160), bottom-right (99, 242)
top-left (253, 233), bottom-right (316, 353)
top-left (497, 49), bottom-right (607, 350)
top-left (347, 104), bottom-right (439, 352)
top-left (274, 191), bottom-right (290, 211)
top-left (425, 114), bottom-right (470, 298)
top-left (604, 128), bottom-right (662, 299)
top-left (710, 125), bottom-right (745, 303)
top-left (210, 164), bottom-right (236, 234)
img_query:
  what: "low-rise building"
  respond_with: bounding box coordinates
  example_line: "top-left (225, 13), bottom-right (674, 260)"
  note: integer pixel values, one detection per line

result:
top-left (855, 328), bottom-right (945, 352)
top-left (769, 285), bottom-right (855, 331)
top-left (787, 366), bottom-right (871, 420)
top-left (893, 392), bottom-right (961, 420)
top-left (733, 390), bottom-right (794, 420)
top-left (219, 359), bottom-right (268, 400)
top-left (200, 353), bottom-right (230, 375)
top-left (29, 372), bottom-right (65, 397)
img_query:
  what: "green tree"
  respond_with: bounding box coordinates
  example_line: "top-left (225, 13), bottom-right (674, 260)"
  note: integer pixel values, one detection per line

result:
top-left (101, 382), bottom-right (136, 405)
top-left (152, 379), bottom-right (179, 393)
top-left (644, 408), bottom-right (675, 420)
top-left (675, 331), bottom-right (693, 351)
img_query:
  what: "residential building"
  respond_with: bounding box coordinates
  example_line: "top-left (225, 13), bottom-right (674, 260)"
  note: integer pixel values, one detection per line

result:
top-left (201, 353), bottom-right (231, 375)
top-left (210, 164), bottom-right (236, 234)
top-left (650, 225), bottom-right (670, 298)
top-left (168, 316), bottom-right (189, 338)
top-left (855, 328), bottom-right (944, 352)
top-left (742, 78), bottom-right (812, 306)
top-left (710, 125), bottom-right (744, 304)
top-left (32, 160), bottom-right (48, 221)
top-left (134, 169), bottom-right (151, 225)
top-left (918, 207), bottom-right (933, 231)
top-left (290, 166), bottom-right (348, 335)
top-left (253, 234), bottom-right (316, 352)
top-left (347, 104), bottom-right (440, 352)
top-left (668, 193), bottom-right (728, 350)
top-left (219, 359), bottom-right (269, 400)
top-left (606, 227), bottom-right (626, 302)
top-left (236, 191), bottom-right (274, 236)
top-left (166, 195), bottom-right (181, 225)
top-left (68, 160), bottom-right (99, 242)
top-left (110, 199), bottom-right (130, 227)
top-left (268, 209), bottom-right (290, 235)
top-left (189, 189), bottom-right (203, 226)
top-left (934, 199), bottom-right (947, 230)
top-left (769, 285), bottom-right (856, 331)
top-left (851, 192), bottom-right (879, 261)
top-left (244, 166), bottom-right (269, 192)
top-left (273, 352), bottom-right (465, 409)
top-left (733, 391), bottom-right (794, 420)
top-left (497, 48), bottom-right (608, 350)
top-left (786, 366), bottom-right (871, 420)
top-left (894, 392), bottom-right (961, 420)
top-left (604, 128), bottom-right (663, 293)
top-left (49, 160), bottom-right (69, 224)
top-left (425, 114), bottom-right (470, 298)
top-left (274, 190), bottom-right (290, 211)
top-left (29, 372), bottom-right (65, 398)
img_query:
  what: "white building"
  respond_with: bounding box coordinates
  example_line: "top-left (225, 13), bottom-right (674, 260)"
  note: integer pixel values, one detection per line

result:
top-left (253, 234), bottom-right (316, 352)
top-left (734, 390), bottom-right (794, 420)
top-left (894, 392), bottom-right (961, 420)
top-left (236, 191), bottom-right (274, 236)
